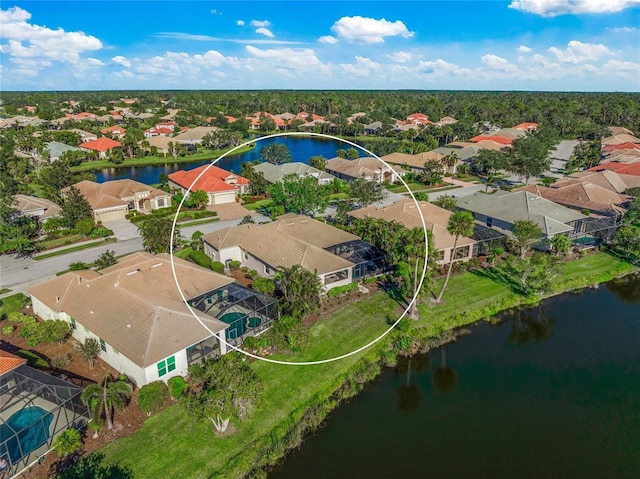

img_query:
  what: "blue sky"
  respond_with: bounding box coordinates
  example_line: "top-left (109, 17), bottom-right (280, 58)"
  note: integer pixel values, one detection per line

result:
top-left (1, 1), bottom-right (639, 91)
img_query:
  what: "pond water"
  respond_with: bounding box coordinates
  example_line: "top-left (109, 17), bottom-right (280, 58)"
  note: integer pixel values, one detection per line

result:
top-left (269, 275), bottom-right (640, 479)
top-left (94, 136), bottom-right (356, 184)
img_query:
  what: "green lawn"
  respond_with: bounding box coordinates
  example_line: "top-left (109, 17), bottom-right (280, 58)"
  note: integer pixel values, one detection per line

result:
top-left (27, 182), bottom-right (46, 198)
top-left (387, 182), bottom-right (429, 193)
top-left (243, 199), bottom-right (273, 211)
top-left (34, 238), bottom-right (117, 260)
top-left (37, 234), bottom-right (86, 250)
top-left (70, 144), bottom-right (256, 173)
top-left (92, 252), bottom-right (637, 479)
top-left (0, 293), bottom-right (30, 319)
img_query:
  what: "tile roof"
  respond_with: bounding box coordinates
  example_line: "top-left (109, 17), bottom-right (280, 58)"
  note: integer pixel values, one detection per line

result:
top-left (64, 179), bottom-right (169, 212)
top-left (349, 199), bottom-right (475, 251)
top-left (456, 191), bottom-right (586, 236)
top-left (327, 156), bottom-right (403, 177)
top-left (172, 126), bottom-right (220, 142)
top-left (252, 162), bottom-right (336, 183)
top-left (568, 170), bottom-right (640, 192)
top-left (202, 215), bottom-right (358, 275)
top-left (168, 164), bottom-right (249, 193)
top-left (517, 183), bottom-right (629, 216)
top-left (80, 137), bottom-right (122, 152)
top-left (27, 252), bottom-right (232, 367)
top-left (0, 350), bottom-right (27, 376)
top-left (13, 194), bottom-right (62, 219)
top-left (589, 162), bottom-right (640, 178)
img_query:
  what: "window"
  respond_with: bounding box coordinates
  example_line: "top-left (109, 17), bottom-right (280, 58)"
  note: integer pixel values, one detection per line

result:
top-left (454, 245), bottom-right (470, 260)
top-left (243, 250), bottom-right (248, 260)
top-left (70, 318), bottom-right (77, 330)
top-left (99, 338), bottom-right (107, 352)
top-left (265, 265), bottom-right (271, 275)
top-left (157, 355), bottom-right (176, 377)
top-left (486, 217), bottom-right (493, 228)
top-left (158, 198), bottom-right (165, 207)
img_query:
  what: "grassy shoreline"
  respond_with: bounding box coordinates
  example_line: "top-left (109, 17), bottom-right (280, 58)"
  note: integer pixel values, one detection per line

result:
top-left (69, 143), bottom-right (256, 173)
top-left (93, 252), bottom-right (636, 478)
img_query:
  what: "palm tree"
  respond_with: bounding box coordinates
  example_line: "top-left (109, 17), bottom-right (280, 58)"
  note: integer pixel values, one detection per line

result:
top-left (53, 428), bottom-right (82, 457)
top-left (442, 152), bottom-right (458, 175)
top-left (436, 211), bottom-right (474, 303)
top-left (81, 374), bottom-right (132, 430)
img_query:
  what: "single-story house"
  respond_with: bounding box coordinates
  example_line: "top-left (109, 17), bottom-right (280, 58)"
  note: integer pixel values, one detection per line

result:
top-left (381, 151), bottom-right (447, 174)
top-left (45, 141), bottom-right (80, 163)
top-left (0, 350), bottom-right (90, 478)
top-left (79, 137), bottom-right (123, 158)
top-left (27, 252), bottom-right (278, 386)
top-left (143, 135), bottom-right (174, 155)
top-left (168, 164), bottom-right (250, 206)
top-left (69, 128), bottom-right (97, 142)
top-left (364, 121), bottom-right (383, 135)
top-left (100, 125), bottom-right (126, 139)
top-left (202, 214), bottom-right (387, 290)
top-left (171, 126), bottom-right (220, 146)
top-left (63, 179), bottom-right (172, 223)
top-left (456, 191), bottom-right (589, 248)
top-left (252, 162), bottom-right (337, 186)
top-left (12, 194), bottom-right (61, 224)
top-left (569, 170), bottom-right (640, 192)
top-left (348, 199), bottom-right (476, 265)
top-left (326, 156), bottom-right (404, 183)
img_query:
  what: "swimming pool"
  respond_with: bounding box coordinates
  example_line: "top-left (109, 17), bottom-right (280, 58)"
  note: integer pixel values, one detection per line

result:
top-left (0, 406), bottom-right (53, 464)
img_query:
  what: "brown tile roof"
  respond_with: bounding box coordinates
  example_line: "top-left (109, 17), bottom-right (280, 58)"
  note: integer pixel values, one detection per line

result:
top-left (202, 216), bottom-right (357, 275)
top-left (565, 170), bottom-right (637, 193)
top-left (601, 133), bottom-right (640, 145)
top-left (13, 194), bottom-right (62, 219)
top-left (348, 199), bottom-right (475, 251)
top-left (27, 253), bottom-right (232, 367)
top-left (326, 156), bottom-right (403, 177)
top-left (0, 350), bottom-right (27, 375)
top-left (517, 183), bottom-right (629, 216)
top-left (64, 179), bottom-right (169, 212)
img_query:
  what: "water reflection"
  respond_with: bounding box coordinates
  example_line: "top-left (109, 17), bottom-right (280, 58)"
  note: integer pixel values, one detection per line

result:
top-left (395, 353), bottom-right (431, 413)
top-left (605, 275), bottom-right (640, 304)
top-left (505, 305), bottom-right (556, 348)
top-left (431, 347), bottom-right (458, 394)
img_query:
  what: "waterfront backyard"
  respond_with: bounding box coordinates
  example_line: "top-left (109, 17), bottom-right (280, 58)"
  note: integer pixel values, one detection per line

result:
top-left (89, 252), bottom-right (636, 479)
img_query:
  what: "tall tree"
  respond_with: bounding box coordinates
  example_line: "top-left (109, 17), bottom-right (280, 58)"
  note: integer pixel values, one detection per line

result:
top-left (138, 217), bottom-right (182, 254)
top-left (512, 219), bottom-right (543, 259)
top-left (240, 162), bottom-right (269, 196)
top-left (309, 155), bottom-right (327, 171)
top-left (277, 264), bottom-right (323, 319)
top-left (80, 374), bottom-right (132, 430)
top-left (348, 176), bottom-right (386, 207)
top-left (268, 174), bottom-right (329, 216)
top-left (61, 186), bottom-right (93, 228)
top-left (508, 136), bottom-right (552, 185)
top-left (260, 143), bottom-right (291, 165)
top-left (436, 210), bottom-right (474, 303)
top-left (420, 159), bottom-right (445, 185)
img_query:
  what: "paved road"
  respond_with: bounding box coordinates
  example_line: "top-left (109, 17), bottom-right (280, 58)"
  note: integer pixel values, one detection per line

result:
top-left (0, 215), bottom-right (270, 296)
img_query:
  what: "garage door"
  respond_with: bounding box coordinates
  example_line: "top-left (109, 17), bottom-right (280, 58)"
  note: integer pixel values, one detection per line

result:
top-left (212, 191), bottom-right (236, 205)
top-left (96, 208), bottom-right (127, 222)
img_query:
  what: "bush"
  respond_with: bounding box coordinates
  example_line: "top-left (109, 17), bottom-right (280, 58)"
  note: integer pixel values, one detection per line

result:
top-left (327, 282), bottom-right (359, 298)
top-left (2, 325), bottom-right (15, 335)
top-left (138, 380), bottom-right (169, 416)
top-left (229, 260), bottom-right (241, 270)
top-left (38, 320), bottom-right (70, 344)
top-left (16, 349), bottom-right (48, 368)
top-left (246, 269), bottom-right (259, 280)
top-left (211, 261), bottom-right (225, 273)
top-left (50, 353), bottom-right (71, 370)
top-left (64, 240), bottom-right (72, 245)
top-left (7, 312), bottom-right (32, 323)
top-left (191, 230), bottom-right (204, 241)
top-left (243, 336), bottom-right (260, 351)
top-left (189, 250), bottom-right (213, 269)
top-left (167, 376), bottom-right (187, 399)
top-left (69, 262), bottom-right (89, 270)
top-left (252, 277), bottom-right (276, 295)
top-left (75, 218), bottom-right (94, 236)
top-left (88, 227), bottom-right (111, 238)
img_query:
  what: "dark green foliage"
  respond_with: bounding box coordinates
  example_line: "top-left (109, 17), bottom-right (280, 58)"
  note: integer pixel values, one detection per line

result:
top-left (81, 374), bottom-right (133, 430)
top-left (167, 376), bottom-right (188, 399)
top-left (189, 250), bottom-right (213, 269)
top-left (432, 194), bottom-right (457, 211)
top-left (137, 381), bottom-right (169, 416)
top-left (55, 452), bottom-right (134, 479)
top-left (69, 262), bottom-right (89, 270)
top-left (94, 250), bottom-right (117, 270)
top-left (53, 428), bottom-right (83, 457)
top-left (268, 174), bottom-right (329, 216)
top-left (260, 143), bottom-right (291, 165)
top-left (16, 317), bottom-right (69, 346)
top-left (61, 186), bottom-right (93, 228)
top-left (348, 176), bottom-right (386, 207)
top-left (16, 349), bottom-right (48, 368)
top-left (239, 215), bottom-right (255, 225)
top-left (277, 265), bottom-right (323, 319)
top-left (75, 217), bottom-right (94, 236)
top-left (138, 217), bottom-right (182, 254)
top-left (76, 338), bottom-right (101, 369)
top-left (326, 282), bottom-right (358, 298)
top-left (229, 260), bottom-right (241, 270)
top-left (420, 159), bottom-right (445, 185)
top-left (211, 261), bottom-right (225, 273)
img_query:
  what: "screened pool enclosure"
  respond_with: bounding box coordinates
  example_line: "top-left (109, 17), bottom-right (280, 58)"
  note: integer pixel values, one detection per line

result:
top-left (188, 283), bottom-right (278, 351)
top-left (0, 365), bottom-right (90, 477)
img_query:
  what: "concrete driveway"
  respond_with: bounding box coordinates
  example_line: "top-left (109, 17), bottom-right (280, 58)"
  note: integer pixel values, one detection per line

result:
top-left (103, 219), bottom-right (140, 240)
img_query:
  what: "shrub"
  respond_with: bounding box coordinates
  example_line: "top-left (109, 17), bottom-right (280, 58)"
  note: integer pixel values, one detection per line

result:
top-left (38, 320), bottom-right (70, 344)
top-left (75, 218), bottom-right (94, 236)
top-left (138, 380), bottom-right (169, 416)
top-left (191, 230), bottom-right (204, 241)
top-left (16, 349), bottom-right (48, 368)
top-left (189, 250), bottom-right (213, 269)
top-left (69, 262), bottom-right (89, 271)
top-left (252, 277), bottom-right (276, 295)
top-left (246, 269), bottom-right (259, 280)
top-left (327, 282), bottom-right (359, 298)
top-left (64, 240), bottom-right (72, 245)
top-left (167, 376), bottom-right (187, 399)
top-left (50, 353), bottom-right (71, 370)
top-left (7, 312), bottom-right (32, 323)
top-left (2, 325), bottom-right (15, 335)
top-left (88, 227), bottom-right (111, 238)
top-left (211, 262), bottom-right (224, 273)
top-left (187, 364), bottom-right (206, 385)
top-left (243, 336), bottom-right (260, 351)
top-left (229, 260), bottom-right (241, 270)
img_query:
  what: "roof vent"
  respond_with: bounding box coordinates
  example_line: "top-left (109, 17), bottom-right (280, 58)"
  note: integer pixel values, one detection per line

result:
top-left (152, 263), bottom-right (163, 268)
top-left (114, 282), bottom-right (119, 287)
top-left (127, 324), bottom-right (131, 328)
top-left (90, 311), bottom-right (94, 314)
top-left (56, 296), bottom-right (60, 303)
top-left (126, 269), bottom-right (141, 276)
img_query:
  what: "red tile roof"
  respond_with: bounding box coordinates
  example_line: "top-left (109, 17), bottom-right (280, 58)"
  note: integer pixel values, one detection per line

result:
top-left (512, 122), bottom-right (538, 131)
top-left (589, 162), bottom-right (640, 177)
top-left (0, 349), bottom-right (27, 375)
top-left (470, 135), bottom-right (513, 145)
top-left (603, 142), bottom-right (640, 151)
top-left (168, 164), bottom-right (250, 193)
top-left (80, 137), bottom-right (123, 152)
top-left (100, 125), bottom-right (126, 134)
top-left (225, 115), bottom-right (237, 123)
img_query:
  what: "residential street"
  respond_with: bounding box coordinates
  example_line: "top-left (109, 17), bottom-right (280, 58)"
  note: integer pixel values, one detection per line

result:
top-left (0, 215), bottom-right (269, 296)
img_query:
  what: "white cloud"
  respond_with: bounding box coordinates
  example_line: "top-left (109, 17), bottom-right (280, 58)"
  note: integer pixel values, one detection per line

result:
top-left (111, 55), bottom-right (131, 68)
top-left (518, 45), bottom-right (532, 53)
top-left (608, 26), bottom-right (639, 33)
top-left (355, 56), bottom-right (380, 69)
top-left (548, 40), bottom-right (613, 63)
top-left (236, 20), bottom-right (245, 26)
top-left (245, 45), bottom-right (324, 70)
top-left (387, 51), bottom-right (413, 63)
top-left (508, 0), bottom-right (640, 16)
top-left (250, 20), bottom-right (271, 28)
top-left (0, 6), bottom-right (102, 67)
top-left (481, 54), bottom-right (517, 72)
top-left (318, 35), bottom-right (338, 44)
top-left (604, 59), bottom-right (640, 72)
top-left (255, 27), bottom-right (274, 38)
top-left (330, 16), bottom-right (414, 44)
top-left (419, 59), bottom-right (462, 74)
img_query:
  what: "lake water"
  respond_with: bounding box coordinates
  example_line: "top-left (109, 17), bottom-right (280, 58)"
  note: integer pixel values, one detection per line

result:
top-left (269, 275), bottom-right (640, 479)
top-left (94, 136), bottom-right (355, 184)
